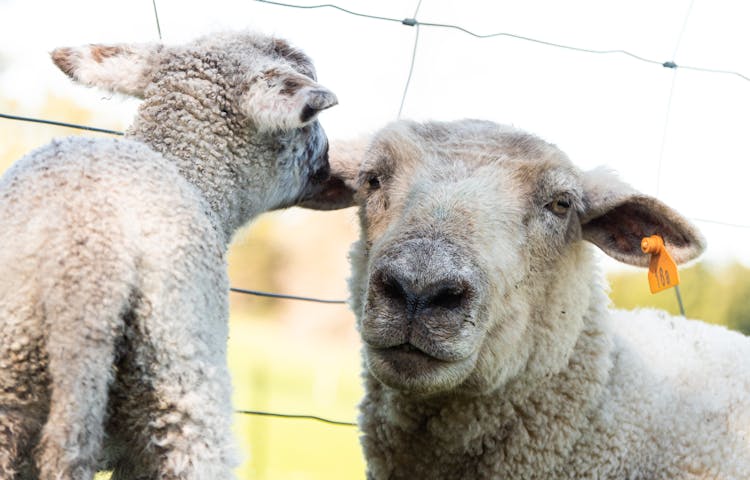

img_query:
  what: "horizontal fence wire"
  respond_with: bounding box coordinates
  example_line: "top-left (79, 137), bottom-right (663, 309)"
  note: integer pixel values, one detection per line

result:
top-left (230, 287), bottom-right (346, 304)
top-left (692, 218), bottom-right (750, 229)
top-left (0, 113), bottom-right (125, 135)
top-left (235, 409), bottom-right (357, 427)
top-left (254, 0), bottom-right (750, 83)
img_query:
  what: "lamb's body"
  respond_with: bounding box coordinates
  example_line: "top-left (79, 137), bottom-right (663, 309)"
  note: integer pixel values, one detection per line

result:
top-left (0, 138), bottom-right (232, 477)
top-left (308, 119), bottom-right (750, 479)
top-left (0, 32), bottom-right (337, 479)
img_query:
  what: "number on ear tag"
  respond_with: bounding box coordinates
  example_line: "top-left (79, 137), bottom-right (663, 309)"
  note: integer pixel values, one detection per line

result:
top-left (641, 235), bottom-right (680, 294)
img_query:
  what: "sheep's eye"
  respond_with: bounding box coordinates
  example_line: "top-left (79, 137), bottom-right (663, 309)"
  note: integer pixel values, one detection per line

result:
top-left (548, 198), bottom-right (571, 216)
top-left (368, 175), bottom-right (381, 190)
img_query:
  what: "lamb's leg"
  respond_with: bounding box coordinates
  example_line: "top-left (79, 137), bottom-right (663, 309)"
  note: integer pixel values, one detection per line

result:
top-left (106, 343), bottom-right (238, 479)
top-left (108, 287), bottom-right (238, 480)
top-left (34, 256), bottom-right (132, 480)
top-left (0, 413), bottom-right (16, 479)
top-left (35, 339), bottom-right (115, 479)
top-left (0, 408), bottom-right (35, 479)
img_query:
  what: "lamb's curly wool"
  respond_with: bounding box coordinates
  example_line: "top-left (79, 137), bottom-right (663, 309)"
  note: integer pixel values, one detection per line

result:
top-left (307, 119), bottom-right (750, 479)
top-left (0, 32), bottom-right (336, 480)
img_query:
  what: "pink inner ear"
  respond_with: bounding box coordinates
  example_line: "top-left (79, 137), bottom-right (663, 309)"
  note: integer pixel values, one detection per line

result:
top-left (298, 176), bottom-right (356, 211)
top-left (583, 199), bottom-right (705, 266)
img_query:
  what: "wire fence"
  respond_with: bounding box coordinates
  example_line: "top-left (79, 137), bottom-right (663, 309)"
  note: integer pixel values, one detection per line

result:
top-left (256, 0), bottom-right (750, 83)
top-left (2, 0), bottom-right (750, 453)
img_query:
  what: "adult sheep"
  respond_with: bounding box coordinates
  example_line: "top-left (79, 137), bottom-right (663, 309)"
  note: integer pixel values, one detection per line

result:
top-left (306, 119), bottom-right (750, 479)
top-left (0, 32), bottom-right (337, 480)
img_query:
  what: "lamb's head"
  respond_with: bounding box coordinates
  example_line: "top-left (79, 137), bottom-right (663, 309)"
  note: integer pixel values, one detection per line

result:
top-left (306, 119), bottom-right (705, 397)
top-left (50, 32), bottom-right (337, 218)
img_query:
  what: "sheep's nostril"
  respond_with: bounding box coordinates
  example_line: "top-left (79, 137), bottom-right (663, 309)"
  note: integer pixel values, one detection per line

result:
top-left (373, 269), bottom-right (471, 315)
top-left (428, 287), bottom-right (466, 310)
top-left (381, 275), bottom-right (408, 304)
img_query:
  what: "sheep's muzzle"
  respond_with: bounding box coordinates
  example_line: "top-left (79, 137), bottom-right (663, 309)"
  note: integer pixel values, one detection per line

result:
top-left (361, 237), bottom-right (486, 393)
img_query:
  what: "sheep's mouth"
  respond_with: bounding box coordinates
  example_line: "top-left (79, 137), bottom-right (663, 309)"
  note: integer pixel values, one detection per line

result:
top-left (386, 342), bottom-right (431, 356)
top-left (365, 340), bottom-right (479, 394)
top-left (371, 341), bottom-right (448, 364)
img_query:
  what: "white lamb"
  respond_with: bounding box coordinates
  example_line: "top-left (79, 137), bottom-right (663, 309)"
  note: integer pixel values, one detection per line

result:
top-left (0, 32), bottom-right (337, 479)
top-left (306, 119), bottom-right (750, 479)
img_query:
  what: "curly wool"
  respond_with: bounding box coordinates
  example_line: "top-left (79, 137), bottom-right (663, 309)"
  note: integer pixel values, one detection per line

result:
top-left (0, 31), bottom-right (335, 480)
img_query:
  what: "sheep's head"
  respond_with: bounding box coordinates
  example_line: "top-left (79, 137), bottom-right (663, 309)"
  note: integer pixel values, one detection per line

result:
top-left (50, 32), bottom-right (337, 215)
top-left (305, 119), bottom-right (705, 397)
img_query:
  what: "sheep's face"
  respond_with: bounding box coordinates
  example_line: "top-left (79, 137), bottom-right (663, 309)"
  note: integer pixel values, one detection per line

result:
top-left (306, 119), bottom-right (705, 397)
top-left (350, 120), bottom-right (590, 395)
top-left (50, 32), bottom-right (337, 215)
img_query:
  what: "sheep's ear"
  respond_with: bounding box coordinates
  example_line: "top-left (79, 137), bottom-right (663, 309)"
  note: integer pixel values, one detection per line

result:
top-left (580, 167), bottom-right (706, 267)
top-left (51, 43), bottom-right (161, 98)
top-left (241, 66), bottom-right (338, 131)
top-left (298, 139), bottom-right (364, 210)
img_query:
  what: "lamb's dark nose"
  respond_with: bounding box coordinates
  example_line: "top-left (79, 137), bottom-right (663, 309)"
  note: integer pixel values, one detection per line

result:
top-left (372, 268), bottom-right (470, 318)
top-left (310, 139), bottom-right (330, 183)
top-left (311, 161), bottom-right (330, 183)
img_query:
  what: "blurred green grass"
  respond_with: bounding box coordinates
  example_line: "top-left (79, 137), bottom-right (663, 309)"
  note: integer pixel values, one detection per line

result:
top-left (608, 262), bottom-right (750, 334)
top-left (228, 318), bottom-right (365, 480)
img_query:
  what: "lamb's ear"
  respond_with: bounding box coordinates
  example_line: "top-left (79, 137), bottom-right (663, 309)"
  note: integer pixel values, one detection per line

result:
top-left (298, 139), bottom-right (365, 210)
top-left (580, 167), bottom-right (706, 267)
top-left (51, 43), bottom-right (161, 98)
top-left (241, 66), bottom-right (338, 131)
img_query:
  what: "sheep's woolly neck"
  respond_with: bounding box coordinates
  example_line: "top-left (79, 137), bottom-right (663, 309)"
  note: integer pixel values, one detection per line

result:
top-left (359, 280), bottom-right (750, 479)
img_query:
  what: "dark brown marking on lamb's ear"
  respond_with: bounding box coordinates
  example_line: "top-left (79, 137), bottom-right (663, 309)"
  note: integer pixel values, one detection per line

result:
top-left (271, 38), bottom-right (316, 79)
top-left (51, 48), bottom-right (77, 78)
top-left (281, 77), bottom-right (306, 96)
top-left (261, 67), bottom-right (282, 80)
top-left (50, 42), bottom-right (161, 98)
top-left (90, 45), bottom-right (124, 63)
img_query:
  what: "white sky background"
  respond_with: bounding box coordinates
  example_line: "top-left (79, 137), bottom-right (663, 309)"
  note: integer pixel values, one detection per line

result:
top-left (1, 0), bottom-right (749, 269)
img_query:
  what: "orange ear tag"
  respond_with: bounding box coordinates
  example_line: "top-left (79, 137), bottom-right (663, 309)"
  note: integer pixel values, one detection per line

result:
top-left (641, 235), bottom-right (680, 294)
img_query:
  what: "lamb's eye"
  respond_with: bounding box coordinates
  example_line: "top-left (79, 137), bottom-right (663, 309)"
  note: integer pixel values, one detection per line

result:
top-left (548, 198), bottom-right (571, 216)
top-left (368, 175), bottom-right (381, 190)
